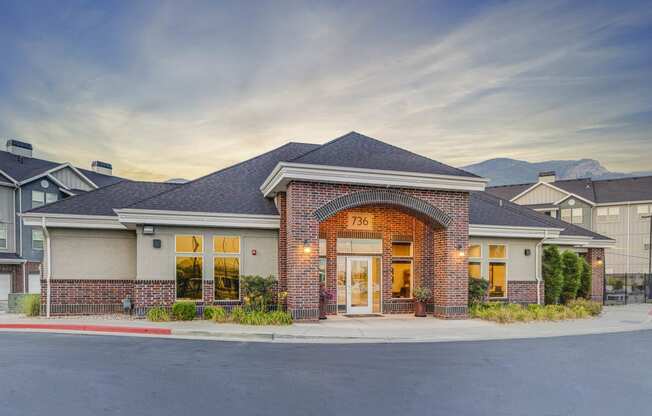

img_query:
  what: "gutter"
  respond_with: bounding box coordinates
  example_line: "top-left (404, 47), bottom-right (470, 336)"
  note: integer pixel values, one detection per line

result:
top-left (41, 217), bottom-right (51, 318)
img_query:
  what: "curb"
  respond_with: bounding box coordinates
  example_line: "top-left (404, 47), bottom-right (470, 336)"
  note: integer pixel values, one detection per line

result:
top-left (0, 323), bottom-right (171, 335)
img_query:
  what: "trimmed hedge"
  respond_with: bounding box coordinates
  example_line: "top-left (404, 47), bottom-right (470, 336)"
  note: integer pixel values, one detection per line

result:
top-left (147, 306), bottom-right (170, 322)
top-left (20, 294), bottom-right (40, 317)
top-left (470, 300), bottom-right (602, 324)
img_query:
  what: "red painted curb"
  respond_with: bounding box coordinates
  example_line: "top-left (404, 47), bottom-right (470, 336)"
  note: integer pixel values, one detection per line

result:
top-left (0, 324), bottom-right (171, 335)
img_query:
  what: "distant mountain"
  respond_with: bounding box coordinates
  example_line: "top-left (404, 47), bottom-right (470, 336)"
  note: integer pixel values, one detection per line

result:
top-left (462, 158), bottom-right (652, 186)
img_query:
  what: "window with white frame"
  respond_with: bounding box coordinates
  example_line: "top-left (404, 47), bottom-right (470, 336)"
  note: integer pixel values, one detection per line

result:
top-left (561, 208), bottom-right (583, 224)
top-left (488, 244), bottom-right (507, 298)
top-left (32, 191), bottom-right (45, 208)
top-left (175, 235), bottom-right (203, 300)
top-left (213, 235), bottom-right (240, 301)
top-left (32, 229), bottom-right (44, 250)
top-left (0, 223), bottom-right (7, 249)
top-left (597, 207), bottom-right (620, 222)
top-left (46, 193), bottom-right (57, 204)
top-left (468, 244), bottom-right (482, 279)
top-left (637, 204), bottom-right (652, 218)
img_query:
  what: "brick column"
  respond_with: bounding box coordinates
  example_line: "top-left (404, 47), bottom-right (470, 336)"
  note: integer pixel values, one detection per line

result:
top-left (276, 193), bottom-right (288, 293)
top-left (285, 183), bottom-right (320, 320)
top-left (587, 248), bottom-right (605, 303)
top-left (432, 196), bottom-right (469, 319)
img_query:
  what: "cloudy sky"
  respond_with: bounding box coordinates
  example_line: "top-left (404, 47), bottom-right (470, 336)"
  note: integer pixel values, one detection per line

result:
top-left (1, 0), bottom-right (651, 181)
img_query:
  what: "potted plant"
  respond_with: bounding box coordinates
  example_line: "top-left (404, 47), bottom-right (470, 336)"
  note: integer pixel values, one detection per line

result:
top-left (319, 283), bottom-right (334, 320)
top-left (413, 287), bottom-right (431, 317)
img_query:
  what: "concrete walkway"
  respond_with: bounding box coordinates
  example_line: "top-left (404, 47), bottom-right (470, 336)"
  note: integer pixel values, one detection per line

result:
top-left (1, 304), bottom-right (651, 343)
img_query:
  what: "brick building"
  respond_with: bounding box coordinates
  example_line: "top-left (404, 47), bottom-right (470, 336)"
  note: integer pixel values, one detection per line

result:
top-left (23, 133), bottom-right (613, 319)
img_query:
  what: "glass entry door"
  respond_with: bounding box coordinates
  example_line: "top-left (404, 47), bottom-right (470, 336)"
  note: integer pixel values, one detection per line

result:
top-left (346, 256), bottom-right (373, 314)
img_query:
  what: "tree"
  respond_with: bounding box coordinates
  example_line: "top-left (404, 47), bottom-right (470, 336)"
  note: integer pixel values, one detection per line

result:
top-left (577, 257), bottom-right (592, 300)
top-left (543, 245), bottom-right (563, 305)
top-left (560, 251), bottom-right (581, 303)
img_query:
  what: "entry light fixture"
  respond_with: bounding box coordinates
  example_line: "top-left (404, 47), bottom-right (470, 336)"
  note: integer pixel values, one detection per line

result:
top-left (303, 239), bottom-right (312, 254)
top-left (457, 244), bottom-right (465, 257)
top-left (143, 225), bottom-right (155, 235)
top-left (596, 257), bottom-right (603, 266)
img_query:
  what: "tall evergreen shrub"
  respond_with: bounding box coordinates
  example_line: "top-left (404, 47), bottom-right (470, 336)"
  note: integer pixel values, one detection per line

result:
top-left (543, 245), bottom-right (563, 305)
top-left (577, 257), bottom-right (592, 300)
top-left (560, 251), bottom-right (581, 303)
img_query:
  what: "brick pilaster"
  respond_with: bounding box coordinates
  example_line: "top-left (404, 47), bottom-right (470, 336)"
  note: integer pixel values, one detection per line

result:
top-left (587, 248), bottom-right (605, 303)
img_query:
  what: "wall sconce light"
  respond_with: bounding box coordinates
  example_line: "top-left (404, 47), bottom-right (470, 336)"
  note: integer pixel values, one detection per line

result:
top-left (143, 225), bottom-right (155, 235)
top-left (524, 249), bottom-right (531, 256)
top-left (303, 239), bottom-right (312, 254)
top-left (596, 257), bottom-right (603, 266)
top-left (457, 244), bottom-right (465, 257)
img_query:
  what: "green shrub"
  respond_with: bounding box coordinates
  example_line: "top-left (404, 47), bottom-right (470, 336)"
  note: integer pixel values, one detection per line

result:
top-left (470, 301), bottom-right (598, 324)
top-left (413, 287), bottom-right (431, 303)
top-left (577, 257), bottom-right (592, 299)
top-left (265, 310), bottom-right (293, 325)
top-left (567, 298), bottom-right (602, 316)
top-left (468, 277), bottom-right (488, 305)
top-left (241, 275), bottom-right (277, 312)
top-left (203, 306), bottom-right (219, 320)
top-left (230, 306), bottom-right (245, 323)
top-left (172, 301), bottom-right (197, 321)
top-left (543, 246), bottom-right (563, 304)
top-left (560, 251), bottom-right (581, 303)
top-left (210, 307), bottom-right (228, 323)
top-left (20, 294), bottom-right (40, 317)
top-left (147, 306), bottom-right (170, 322)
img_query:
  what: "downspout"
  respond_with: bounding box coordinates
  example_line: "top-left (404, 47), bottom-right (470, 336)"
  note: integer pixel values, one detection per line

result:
top-left (41, 217), bottom-right (51, 318)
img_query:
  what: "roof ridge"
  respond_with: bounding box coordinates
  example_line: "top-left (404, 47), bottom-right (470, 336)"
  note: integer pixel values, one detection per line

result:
top-left (121, 141), bottom-right (317, 210)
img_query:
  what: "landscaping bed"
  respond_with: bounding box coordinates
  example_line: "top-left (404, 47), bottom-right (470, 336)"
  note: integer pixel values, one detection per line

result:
top-left (470, 299), bottom-right (603, 324)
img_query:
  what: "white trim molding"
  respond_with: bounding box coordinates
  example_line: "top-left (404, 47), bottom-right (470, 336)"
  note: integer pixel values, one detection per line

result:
top-left (19, 163), bottom-right (98, 189)
top-left (260, 162), bottom-right (488, 197)
top-left (544, 235), bottom-right (616, 248)
top-left (115, 209), bottom-right (281, 229)
top-left (510, 181), bottom-right (595, 207)
top-left (469, 224), bottom-right (562, 239)
top-left (21, 213), bottom-right (125, 229)
top-left (0, 258), bottom-right (27, 265)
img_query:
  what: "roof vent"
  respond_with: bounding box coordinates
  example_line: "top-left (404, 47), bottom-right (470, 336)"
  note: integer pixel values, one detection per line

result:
top-left (538, 171), bottom-right (556, 183)
top-left (6, 139), bottom-right (33, 157)
top-left (91, 160), bottom-right (112, 176)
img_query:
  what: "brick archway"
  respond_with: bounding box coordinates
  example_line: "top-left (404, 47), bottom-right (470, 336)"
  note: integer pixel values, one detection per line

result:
top-left (312, 190), bottom-right (452, 228)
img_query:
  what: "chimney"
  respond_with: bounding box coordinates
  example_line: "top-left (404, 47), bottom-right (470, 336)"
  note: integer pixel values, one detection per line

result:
top-left (6, 139), bottom-right (33, 157)
top-left (91, 160), bottom-right (113, 176)
top-left (538, 171), bottom-right (556, 183)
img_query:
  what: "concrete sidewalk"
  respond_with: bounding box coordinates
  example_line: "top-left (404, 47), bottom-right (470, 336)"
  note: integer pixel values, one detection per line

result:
top-left (1, 304), bottom-right (651, 343)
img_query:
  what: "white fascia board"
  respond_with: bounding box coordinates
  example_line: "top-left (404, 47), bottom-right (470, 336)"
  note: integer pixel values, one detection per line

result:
top-left (260, 162), bottom-right (488, 197)
top-left (544, 236), bottom-right (616, 248)
top-left (21, 213), bottom-right (125, 229)
top-left (19, 163), bottom-right (98, 189)
top-left (0, 181), bottom-right (17, 188)
top-left (469, 224), bottom-right (562, 239)
top-left (596, 200), bottom-right (652, 207)
top-left (0, 258), bottom-right (27, 264)
top-left (46, 173), bottom-right (70, 190)
top-left (115, 209), bottom-right (281, 229)
top-left (59, 187), bottom-right (75, 196)
top-left (0, 168), bottom-right (18, 186)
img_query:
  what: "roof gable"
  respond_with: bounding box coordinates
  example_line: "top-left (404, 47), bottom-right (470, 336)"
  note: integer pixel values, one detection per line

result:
top-left (512, 182), bottom-right (569, 205)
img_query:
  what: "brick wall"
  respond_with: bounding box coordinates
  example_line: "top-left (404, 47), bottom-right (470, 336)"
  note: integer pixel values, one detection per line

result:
top-left (587, 248), bottom-right (605, 302)
top-left (133, 280), bottom-right (175, 311)
top-left (41, 279), bottom-right (134, 315)
top-left (283, 182), bottom-right (470, 320)
top-left (507, 280), bottom-right (542, 304)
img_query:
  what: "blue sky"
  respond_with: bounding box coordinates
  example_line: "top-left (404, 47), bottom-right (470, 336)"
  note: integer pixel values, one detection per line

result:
top-left (1, 0), bottom-right (651, 180)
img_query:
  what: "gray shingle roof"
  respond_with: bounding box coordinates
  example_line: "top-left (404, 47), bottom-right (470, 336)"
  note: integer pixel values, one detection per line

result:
top-left (289, 132), bottom-right (479, 178)
top-left (0, 149), bottom-right (122, 187)
top-left (27, 181), bottom-right (180, 216)
top-left (487, 175), bottom-right (652, 204)
top-left (471, 192), bottom-right (612, 241)
top-left (125, 142), bottom-right (320, 215)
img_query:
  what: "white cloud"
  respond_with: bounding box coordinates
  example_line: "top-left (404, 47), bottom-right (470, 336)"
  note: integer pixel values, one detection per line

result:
top-left (1, 0), bottom-right (651, 179)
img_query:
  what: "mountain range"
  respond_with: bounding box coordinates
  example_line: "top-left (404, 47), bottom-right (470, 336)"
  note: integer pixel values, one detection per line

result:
top-left (462, 158), bottom-right (652, 186)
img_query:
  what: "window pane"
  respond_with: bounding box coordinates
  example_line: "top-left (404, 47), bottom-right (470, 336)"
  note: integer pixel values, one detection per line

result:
top-left (319, 239), bottom-right (327, 256)
top-left (469, 262), bottom-right (481, 279)
top-left (637, 205), bottom-right (649, 215)
top-left (32, 229), bottom-right (44, 250)
top-left (32, 191), bottom-right (45, 208)
top-left (391, 260), bottom-right (412, 298)
top-left (176, 235), bottom-right (203, 253)
top-left (489, 245), bottom-right (506, 259)
top-left (597, 207), bottom-right (608, 216)
top-left (336, 238), bottom-right (382, 254)
top-left (489, 262), bottom-right (506, 298)
top-left (214, 257), bottom-right (239, 300)
top-left (0, 224), bottom-right (7, 249)
top-left (176, 256), bottom-right (203, 300)
top-left (213, 236), bottom-right (239, 254)
top-left (609, 207), bottom-right (620, 216)
top-left (561, 209), bottom-right (572, 222)
top-left (337, 257), bottom-right (346, 307)
top-left (468, 244), bottom-right (481, 258)
top-left (46, 193), bottom-right (58, 204)
top-left (319, 257), bottom-right (327, 283)
top-left (392, 242), bottom-right (412, 257)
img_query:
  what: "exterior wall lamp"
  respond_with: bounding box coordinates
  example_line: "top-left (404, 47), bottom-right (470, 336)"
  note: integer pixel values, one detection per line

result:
top-left (457, 244), bottom-right (465, 257)
top-left (303, 239), bottom-right (312, 254)
top-left (596, 257), bottom-right (603, 266)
